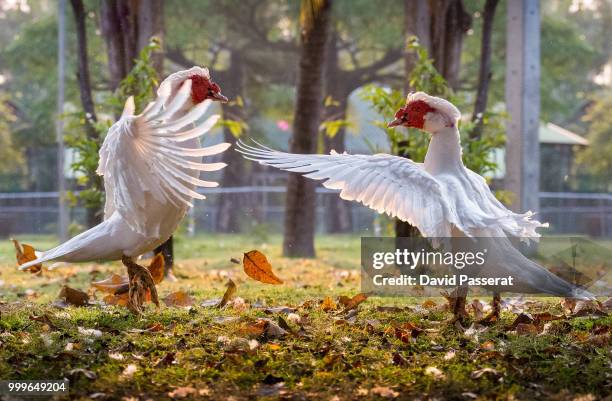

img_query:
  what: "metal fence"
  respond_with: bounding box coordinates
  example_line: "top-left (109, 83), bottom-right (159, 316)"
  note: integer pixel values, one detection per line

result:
top-left (0, 188), bottom-right (610, 237)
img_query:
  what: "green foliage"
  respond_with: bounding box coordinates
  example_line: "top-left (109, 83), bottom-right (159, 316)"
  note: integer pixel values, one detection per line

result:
top-left (108, 38), bottom-right (162, 114)
top-left (361, 37), bottom-right (505, 176)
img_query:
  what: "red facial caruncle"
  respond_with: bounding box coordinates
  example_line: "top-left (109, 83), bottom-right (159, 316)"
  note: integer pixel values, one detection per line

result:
top-left (187, 74), bottom-right (225, 103)
top-left (389, 100), bottom-right (436, 129)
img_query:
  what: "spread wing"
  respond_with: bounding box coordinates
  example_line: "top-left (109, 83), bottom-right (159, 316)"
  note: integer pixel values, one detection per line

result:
top-left (237, 140), bottom-right (466, 238)
top-left (97, 79), bottom-right (229, 236)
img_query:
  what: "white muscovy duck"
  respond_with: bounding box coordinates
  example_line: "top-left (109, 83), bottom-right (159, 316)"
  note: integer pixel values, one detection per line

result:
top-left (237, 92), bottom-right (593, 321)
top-left (18, 67), bottom-right (230, 313)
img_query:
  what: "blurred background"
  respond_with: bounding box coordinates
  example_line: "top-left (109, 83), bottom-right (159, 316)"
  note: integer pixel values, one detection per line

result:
top-left (0, 0), bottom-right (610, 255)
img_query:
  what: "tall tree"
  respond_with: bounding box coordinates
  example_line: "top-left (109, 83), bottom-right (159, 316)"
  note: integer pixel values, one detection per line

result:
top-left (283, 0), bottom-right (332, 257)
top-left (99, 0), bottom-right (164, 92)
top-left (471, 0), bottom-right (500, 138)
top-left (429, 0), bottom-right (472, 89)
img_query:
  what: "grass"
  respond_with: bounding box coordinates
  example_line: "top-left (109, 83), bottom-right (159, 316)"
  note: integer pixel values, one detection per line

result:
top-left (0, 234), bottom-right (610, 400)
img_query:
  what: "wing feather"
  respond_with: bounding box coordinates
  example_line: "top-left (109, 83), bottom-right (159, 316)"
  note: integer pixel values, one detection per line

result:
top-left (97, 80), bottom-right (229, 236)
top-left (237, 140), bottom-right (463, 238)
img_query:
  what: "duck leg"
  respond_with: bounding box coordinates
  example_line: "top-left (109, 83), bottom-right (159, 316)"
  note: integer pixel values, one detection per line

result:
top-left (448, 286), bottom-right (469, 324)
top-left (479, 292), bottom-right (501, 324)
top-left (122, 255), bottom-right (159, 314)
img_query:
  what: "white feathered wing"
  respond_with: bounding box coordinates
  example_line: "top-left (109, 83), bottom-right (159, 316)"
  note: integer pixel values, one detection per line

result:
top-left (18, 79), bottom-right (228, 270)
top-left (237, 140), bottom-right (468, 238)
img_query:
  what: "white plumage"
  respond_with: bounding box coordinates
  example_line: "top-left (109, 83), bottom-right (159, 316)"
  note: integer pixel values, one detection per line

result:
top-left (19, 68), bottom-right (229, 270)
top-left (238, 92), bottom-right (593, 301)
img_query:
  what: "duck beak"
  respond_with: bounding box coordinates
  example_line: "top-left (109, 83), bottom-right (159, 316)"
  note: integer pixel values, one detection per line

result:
top-left (210, 92), bottom-right (228, 103)
top-left (387, 118), bottom-right (403, 128)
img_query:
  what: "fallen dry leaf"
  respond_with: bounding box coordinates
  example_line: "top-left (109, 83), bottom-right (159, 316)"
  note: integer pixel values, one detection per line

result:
top-left (218, 279), bottom-right (237, 308)
top-left (470, 367), bottom-right (500, 379)
top-left (29, 314), bottom-right (57, 330)
top-left (163, 291), bottom-right (194, 307)
top-left (103, 293), bottom-right (130, 306)
top-left (92, 256), bottom-right (163, 299)
top-left (148, 253), bottom-right (165, 284)
top-left (122, 364), bottom-right (138, 378)
top-left (321, 296), bottom-right (337, 311)
top-left (370, 386), bottom-right (399, 398)
top-left (168, 386), bottom-right (197, 399)
top-left (424, 366), bottom-right (445, 380)
top-left (91, 274), bottom-right (127, 294)
top-left (243, 250), bottom-right (283, 284)
top-left (58, 286), bottom-right (89, 306)
top-left (12, 238), bottom-right (42, 274)
top-left (508, 313), bottom-right (534, 331)
top-left (422, 299), bottom-right (437, 309)
top-left (343, 293), bottom-right (368, 311)
top-left (515, 323), bottom-right (539, 335)
top-left (533, 312), bottom-right (564, 322)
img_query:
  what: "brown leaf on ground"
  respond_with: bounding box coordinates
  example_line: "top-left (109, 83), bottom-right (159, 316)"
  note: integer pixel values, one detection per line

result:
top-left (533, 312), bottom-right (565, 322)
top-left (424, 366), bottom-right (445, 380)
top-left (92, 274), bottom-right (128, 294)
top-left (321, 296), bottom-right (337, 311)
top-left (508, 313), bottom-right (534, 331)
top-left (241, 320), bottom-right (267, 337)
top-left (470, 367), bottom-right (501, 379)
top-left (243, 250), bottom-right (283, 284)
top-left (390, 322), bottom-right (423, 343)
top-left (392, 352), bottom-right (409, 366)
top-left (146, 322), bottom-right (164, 332)
top-left (516, 323), bottom-right (539, 335)
top-left (12, 239), bottom-right (42, 274)
top-left (422, 299), bottom-right (437, 309)
top-left (168, 386), bottom-right (209, 399)
top-left (241, 319), bottom-right (288, 339)
top-left (560, 298), bottom-right (576, 314)
top-left (218, 279), bottom-right (237, 308)
top-left (58, 286), bottom-right (89, 306)
top-left (163, 291), bottom-right (194, 307)
top-left (148, 253), bottom-right (165, 284)
top-left (103, 293), bottom-right (129, 306)
top-left (370, 386), bottom-right (399, 398)
top-left (571, 300), bottom-right (607, 317)
top-left (342, 293), bottom-right (368, 311)
top-left (29, 314), bottom-right (57, 330)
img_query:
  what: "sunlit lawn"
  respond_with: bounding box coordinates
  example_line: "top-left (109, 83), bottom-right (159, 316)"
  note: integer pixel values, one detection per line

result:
top-left (0, 234), bottom-right (609, 400)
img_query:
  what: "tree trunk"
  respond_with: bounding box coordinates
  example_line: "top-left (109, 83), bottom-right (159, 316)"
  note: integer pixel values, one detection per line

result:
top-left (471, 0), bottom-right (499, 139)
top-left (100, 0), bottom-right (137, 91)
top-left (70, 0), bottom-right (103, 228)
top-left (136, 0), bottom-right (164, 74)
top-left (216, 51), bottom-right (247, 233)
top-left (429, 0), bottom-right (472, 89)
top-left (404, 0), bottom-right (431, 92)
top-left (283, 0), bottom-right (332, 257)
top-left (322, 29), bottom-right (352, 233)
